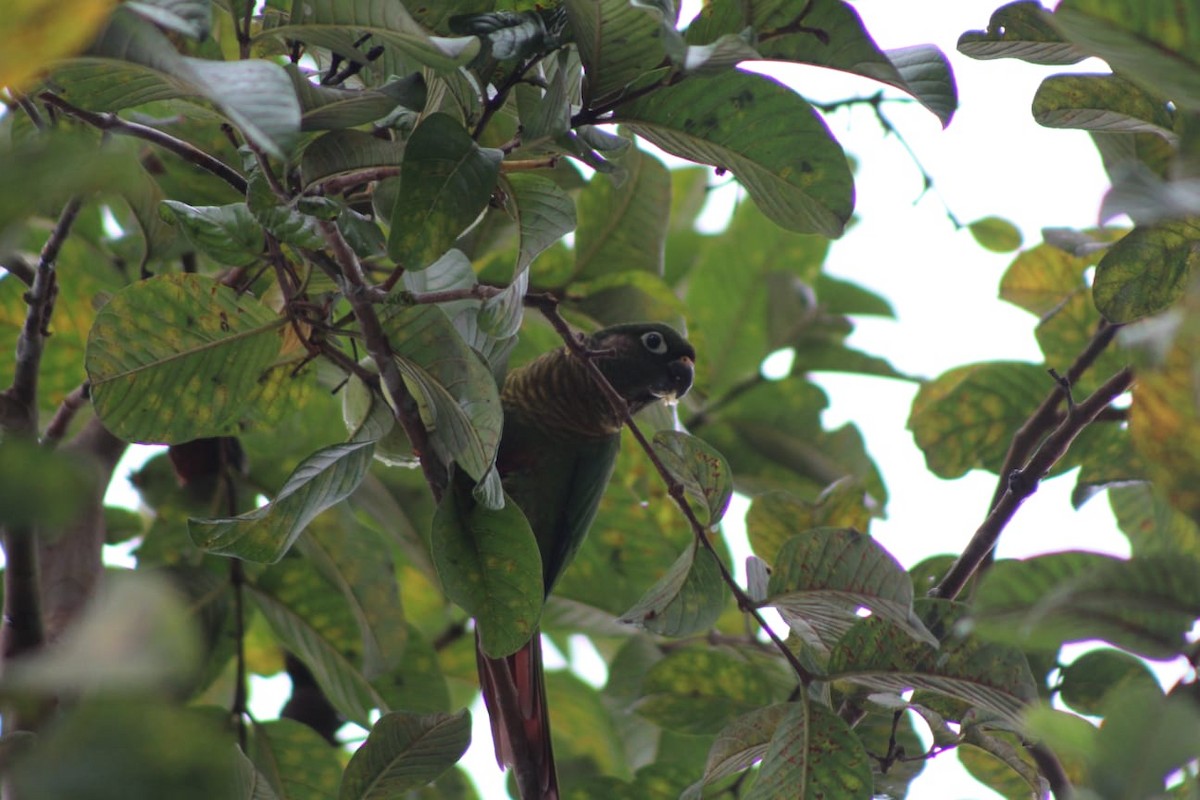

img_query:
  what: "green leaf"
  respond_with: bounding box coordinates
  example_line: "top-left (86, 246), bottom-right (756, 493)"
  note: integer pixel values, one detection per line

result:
top-left (958, 729), bottom-right (1045, 799)
top-left (298, 515), bottom-right (407, 680)
top-left (686, 0), bottom-right (956, 126)
top-left (883, 45), bottom-right (958, 128)
top-left (552, 429), bottom-right (697, 617)
top-left (0, 438), bottom-right (92, 529)
top-left (765, 527), bottom-right (935, 651)
top-left (190, 441), bottom-right (374, 563)
top-left (292, 68), bottom-right (427, 131)
top-left (1088, 687), bottom-right (1200, 798)
top-left (431, 482), bottom-right (542, 658)
top-left (384, 305), bottom-right (503, 499)
top-left (826, 598), bottom-right (1038, 726)
top-left (968, 216), bottom-right (1024, 253)
top-left (565, 0), bottom-right (668, 106)
top-left (11, 700), bottom-right (237, 800)
top-left (1109, 483), bottom-right (1200, 558)
top-left (503, 172), bottom-right (577, 278)
top-left (85, 273), bottom-right (285, 444)
top-left (618, 542), bottom-right (727, 637)
top-left (635, 646), bottom-right (781, 735)
top-left (573, 144), bottom-right (670, 281)
top-left (0, 572), bottom-right (197, 693)
top-left (1058, 648), bottom-right (1160, 716)
top-left (267, 0), bottom-right (481, 72)
top-left (232, 748), bottom-right (281, 800)
top-left (999, 235), bottom-right (1102, 316)
top-left (159, 201), bottom-right (264, 267)
top-left (1051, 0), bottom-right (1200, 108)
top-left (907, 361), bottom-right (1051, 479)
top-left (252, 719), bottom-right (345, 800)
top-left (1033, 73), bottom-right (1177, 138)
top-left (250, 560), bottom-right (384, 726)
top-left (746, 701), bottom-right (873, 800)
top-left (682, 704), bottom-right (791, 799)
top-left (125, 0), bottom-right (212, 39)
top-left (694, 376), bottom-right (885, 505)
top-left (613, 70), bottom-right (854, 237)
top-left (373, 625), bottom-right (452, 715)
top-left (87, 9), bottom-right (300, 156)
top-left (746, 483), bottom-right (874, 565)
top-left (479, 173), bottom-right (576, 338)
top-left (300, 130), bottom-right (407, 190)
top-left (388, 113), bottom-right (502, 270)
top-left (651, 431), bottom-right (734, 525)
top-left (686, 201), bottom-right (830, 395)
top-left (544, 670), bottom-right (630, 777)
top-left (1093, 219), bottom-right (1200, 322)
top-left (958, 0), bottom-right (1087, 65)
top-left (339, 711), bottom-right (471, 800)
top-left (971, 551), bottom-right (1200, 659)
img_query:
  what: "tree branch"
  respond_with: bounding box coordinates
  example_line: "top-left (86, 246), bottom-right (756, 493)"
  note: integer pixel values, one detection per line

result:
top-left (39, 93), bottom-right (248, 194)
top-left (985, 321), bottom-right (1123, 514)
top-left (310, 221), bottom-right (448, 501)
top-left (0, 197), bottom-right (83, 683)
top-left (1, 198), bottom-right (80, 434)
top-left (530, 298), bottom-right (816, 685)
top-left (931, 366), bottom-right (1134, 600)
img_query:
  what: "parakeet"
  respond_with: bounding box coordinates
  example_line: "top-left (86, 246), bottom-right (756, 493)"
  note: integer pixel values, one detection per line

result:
top-left (478, 322), bottom-right (696, 800)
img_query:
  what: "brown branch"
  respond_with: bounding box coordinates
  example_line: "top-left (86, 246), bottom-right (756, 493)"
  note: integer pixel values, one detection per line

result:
top-left (40, 93), bottom-right (248, 194)
top-left (42, 383), bottom-right (90, 445)
top-left (399, 285), bottom-right (502, 306)
top-left (314, 166), bottom-right (400, 197)
top-left (1029, 741), bottom-right (1074, 800)
top-left (531, 298), bottom-right (816, 685)
top-left (985, 321), bottom-right (1123, 513)
top-left (931, 367), bottom-right (1134, 600)
top-left (500, 158), bottom-right (558, 173)
top-left (2, 198), bottom-right (80, 433)
top-left (310, 221), bottom-right (448, 500)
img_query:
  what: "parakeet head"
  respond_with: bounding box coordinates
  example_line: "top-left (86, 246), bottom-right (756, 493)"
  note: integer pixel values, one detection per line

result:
top-left (587, 322), bottom-right (695, 413)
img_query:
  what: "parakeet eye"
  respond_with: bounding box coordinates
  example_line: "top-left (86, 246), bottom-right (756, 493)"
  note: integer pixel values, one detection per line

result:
top-left (641, 331), bottom-right (667, 354)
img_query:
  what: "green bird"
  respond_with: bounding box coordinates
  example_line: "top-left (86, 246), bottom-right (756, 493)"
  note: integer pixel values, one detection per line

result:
top-left (479, 322), bottom-right (696, 800)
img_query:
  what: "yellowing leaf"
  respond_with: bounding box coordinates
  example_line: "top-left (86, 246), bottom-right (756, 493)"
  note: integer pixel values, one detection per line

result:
top-left (0, 0), bottom-right (115, 92)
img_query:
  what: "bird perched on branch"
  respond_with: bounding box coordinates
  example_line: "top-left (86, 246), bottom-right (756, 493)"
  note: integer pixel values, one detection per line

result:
top-left (478, 321), bottom-right (695, 800)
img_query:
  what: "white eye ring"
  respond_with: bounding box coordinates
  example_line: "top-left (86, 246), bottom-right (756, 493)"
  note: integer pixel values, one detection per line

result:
top-left (641, 331), bottom-right (668, 354)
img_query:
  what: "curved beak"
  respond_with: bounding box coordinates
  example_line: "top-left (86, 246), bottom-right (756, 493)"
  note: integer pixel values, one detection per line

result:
top-left (651, 355), bottom-right (694, 403)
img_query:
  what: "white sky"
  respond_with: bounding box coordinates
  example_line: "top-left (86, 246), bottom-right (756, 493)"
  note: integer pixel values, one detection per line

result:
top-left (93, 1), bottom-right (1170, 798)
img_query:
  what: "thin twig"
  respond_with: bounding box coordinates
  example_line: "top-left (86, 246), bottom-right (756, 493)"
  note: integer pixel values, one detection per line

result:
top-left (231, 558), bottom-right (248, 749)
top-left (238, 0), bottom-right (254, 60)
top-left (1029, 741), bottom-right (1074, 800)
top-left (42, 383), bottom-right (90, 445)
top-left (39, 93), bottom-right (248, 194)
top-left (314, 166), bottom-right (401, 197)
top-left (1, 255), bottom-right (36, 287)
top-left (931, 367), bottom-right (1134, 600)
top-left (531, 298), bottom-right (816, 685)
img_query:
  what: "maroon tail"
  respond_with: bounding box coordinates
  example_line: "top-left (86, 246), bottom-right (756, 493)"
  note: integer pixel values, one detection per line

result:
top-left (476, 630), bottom-right (559, 800)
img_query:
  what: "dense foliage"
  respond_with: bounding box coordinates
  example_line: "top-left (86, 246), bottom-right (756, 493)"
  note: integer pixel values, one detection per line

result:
top-left (1, 1), bottom-right (1199, 798)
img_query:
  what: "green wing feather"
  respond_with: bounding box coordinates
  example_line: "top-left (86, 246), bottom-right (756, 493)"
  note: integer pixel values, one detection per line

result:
top-left (498, 412), bottom-right (620, 594)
